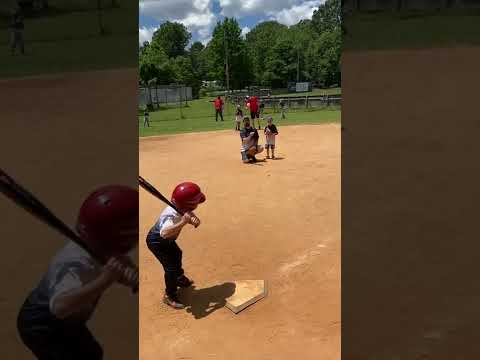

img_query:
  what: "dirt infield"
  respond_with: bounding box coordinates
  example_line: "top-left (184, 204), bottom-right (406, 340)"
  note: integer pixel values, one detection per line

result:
top-left (139, 124), bottom-right (340, 360)
top-left (342, 46), bottom-right (480, 359)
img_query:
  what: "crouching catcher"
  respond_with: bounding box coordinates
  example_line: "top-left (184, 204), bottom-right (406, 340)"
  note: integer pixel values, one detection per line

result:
top-left (240, 117), bottom-right (264, 163)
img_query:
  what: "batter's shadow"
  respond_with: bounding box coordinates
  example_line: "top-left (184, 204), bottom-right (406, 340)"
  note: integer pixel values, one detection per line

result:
top-left (178, 282), bottom-right (236, 319)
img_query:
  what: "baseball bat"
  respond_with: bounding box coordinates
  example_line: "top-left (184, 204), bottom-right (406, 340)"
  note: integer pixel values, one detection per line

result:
top-left (138, 176), bottom-right (184, 215)
top-left (139, 176), bottom-right (201, 228)
top-left (0, 168), bottom-right (138, 293)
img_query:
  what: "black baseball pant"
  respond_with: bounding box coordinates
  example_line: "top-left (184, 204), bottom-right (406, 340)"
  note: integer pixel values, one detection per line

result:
top-left (146, 231), bottom-right (184, 297)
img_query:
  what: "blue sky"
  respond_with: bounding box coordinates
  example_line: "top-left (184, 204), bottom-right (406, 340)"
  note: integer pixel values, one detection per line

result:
top-left (139, 0), bottom-right (325, 46)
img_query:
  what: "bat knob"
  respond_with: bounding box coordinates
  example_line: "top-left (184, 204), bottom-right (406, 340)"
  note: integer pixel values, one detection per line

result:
top-left (132, 283), bottom-right (139, 293)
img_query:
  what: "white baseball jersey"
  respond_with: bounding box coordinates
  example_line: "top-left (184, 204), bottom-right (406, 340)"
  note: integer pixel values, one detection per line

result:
top-left (150, 206), bottom-right (183, 241)
top-left (25, 241), bottom-right (103, 323)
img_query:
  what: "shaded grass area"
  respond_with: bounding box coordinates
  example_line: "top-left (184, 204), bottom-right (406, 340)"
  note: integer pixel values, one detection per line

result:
top-left (139, 98), bottom-right (340, 137)
top-left (343, 9), bottom-right (480, 51)
top-left (0, 1), bottom-right (136, 78)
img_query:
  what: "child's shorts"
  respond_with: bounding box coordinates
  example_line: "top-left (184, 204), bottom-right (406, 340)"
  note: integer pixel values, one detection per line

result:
top-left (17, 300), bottom-right (103, 360)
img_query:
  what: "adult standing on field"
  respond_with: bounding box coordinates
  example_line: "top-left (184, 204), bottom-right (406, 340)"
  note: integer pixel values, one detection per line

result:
top-left (249, 95), bottom-right (261, 130)
top-left (214, 96), bottom-right (224, 122)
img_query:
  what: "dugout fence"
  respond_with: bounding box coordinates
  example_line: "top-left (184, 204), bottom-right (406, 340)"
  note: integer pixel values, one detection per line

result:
top-left (139, 85), bottom-right (192, 109)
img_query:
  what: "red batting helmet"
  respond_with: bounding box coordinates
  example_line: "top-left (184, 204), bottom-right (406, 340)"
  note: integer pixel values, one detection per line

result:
top-left (171, 182), bottom-right (206, 211)
top-left (76, 185), bottom-right (138, 260)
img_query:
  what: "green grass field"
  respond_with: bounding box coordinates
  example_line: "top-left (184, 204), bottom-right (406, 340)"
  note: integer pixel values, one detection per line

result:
top-left (139, 97), bottom-right (341, 137)
top-left (344, 9), bottom-right (480, 51)
top-left (0, 1), bottom-right (136, 78)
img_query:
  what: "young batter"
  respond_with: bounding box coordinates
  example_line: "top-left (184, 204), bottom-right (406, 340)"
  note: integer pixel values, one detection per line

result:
top-left (17, 186), bottom-right (139, 360)
top-left (146, 182), bottom-right (205, 309)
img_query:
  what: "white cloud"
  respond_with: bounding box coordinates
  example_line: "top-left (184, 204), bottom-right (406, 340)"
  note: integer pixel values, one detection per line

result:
top-left (140, 0), bottom-right (217, 45)
top-left (139, 26), bottom-right (158, 44)
top-left (139, 0), bottom-right (326, 45)
top-left (219, 0), bottom-right (324, 25)
top-left (241, 26), bottom-right (251, 37)
top-left (272, 1), bottom-right (323, 26)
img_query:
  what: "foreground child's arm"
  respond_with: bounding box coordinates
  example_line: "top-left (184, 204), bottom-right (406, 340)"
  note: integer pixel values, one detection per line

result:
top-left (51, 257), bottom-right (129, 319)
top-left (160, 212), bottom-right (200, 239)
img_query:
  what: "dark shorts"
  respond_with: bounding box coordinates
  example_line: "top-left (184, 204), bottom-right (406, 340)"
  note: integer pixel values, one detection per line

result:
top-left (17, 300), bottom-right (103, 360)
top-left (250, 110), bottom-right (259, 119)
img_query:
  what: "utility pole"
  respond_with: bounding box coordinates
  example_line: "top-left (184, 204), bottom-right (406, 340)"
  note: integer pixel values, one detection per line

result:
top-left (297, 47), bottom-right (300, 83)
top-left (224, 26), bottom-right (230, 94)
top-left (97, 0), bottom-right (105, 35)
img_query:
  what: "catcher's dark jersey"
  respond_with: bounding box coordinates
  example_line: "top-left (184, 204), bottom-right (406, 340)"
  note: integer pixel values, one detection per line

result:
top-left (240, 126), bottom-right (259, 150)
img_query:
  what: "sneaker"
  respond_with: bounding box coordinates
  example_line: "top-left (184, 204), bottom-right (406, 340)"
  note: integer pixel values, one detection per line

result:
top-left (163, 294), bottom-right (185, 309)
top-left (177, 275), bottom-right (194, 288)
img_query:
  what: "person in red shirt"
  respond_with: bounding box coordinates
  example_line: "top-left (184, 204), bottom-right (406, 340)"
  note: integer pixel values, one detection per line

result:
top-left (249, 95), bottom-right (261, 129)
top-left (214, 96), bottom-right (224, 122)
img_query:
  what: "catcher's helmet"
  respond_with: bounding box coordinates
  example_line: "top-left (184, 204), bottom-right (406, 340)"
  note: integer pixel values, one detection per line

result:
top-left (76, 185), bottom-right (138, 259)
top-left (172, 182), bottom-right (206, 211)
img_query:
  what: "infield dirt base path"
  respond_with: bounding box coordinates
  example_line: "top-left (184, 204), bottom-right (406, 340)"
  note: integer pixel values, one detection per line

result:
top-left (139, 124), bottom-right (341, 360)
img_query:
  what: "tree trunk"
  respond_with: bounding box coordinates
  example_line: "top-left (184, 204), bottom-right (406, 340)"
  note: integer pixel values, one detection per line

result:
top-left (296, 49), bottom-right (300, 83)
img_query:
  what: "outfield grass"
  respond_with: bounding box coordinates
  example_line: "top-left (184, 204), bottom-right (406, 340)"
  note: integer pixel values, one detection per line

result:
top-left (0, 1), bottom-right (136, 78)
top-left (344, 9), bottom-right (480, 51)
top-left (139, 97), bottom-right (340, 137)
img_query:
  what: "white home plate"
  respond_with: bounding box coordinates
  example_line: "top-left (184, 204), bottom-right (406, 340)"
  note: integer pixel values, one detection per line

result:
top-left (225, 280), bottom-right (267, 314)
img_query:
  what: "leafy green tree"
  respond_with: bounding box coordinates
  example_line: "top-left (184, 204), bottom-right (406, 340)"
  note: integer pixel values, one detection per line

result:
top-left (172, 56), bottom-right (202, 99)
top-left (207, 18), bottom-right (252, 90)
top-left (189, 41), bottom-right (209, 82)
top-left (263, 32), bottom-right (298, 87)
top-left (311, 0), bottom-right (341, 34)
top-left (139, 42), bottom-right (175, 85)
top-left (245, 21), bottom-right (288, 86)
top-left (304, 28), bottom-right (341, 87)
top-left (151, 21), bottom-right (191, 58)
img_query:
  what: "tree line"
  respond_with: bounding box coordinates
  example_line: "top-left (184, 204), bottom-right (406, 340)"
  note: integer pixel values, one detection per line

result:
top-left (139, 0), bottom-right (341, 98)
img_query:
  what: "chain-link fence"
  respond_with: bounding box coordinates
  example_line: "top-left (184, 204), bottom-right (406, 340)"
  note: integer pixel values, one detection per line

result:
top-left (228, 94), bottom-right (341, 112)
top-left (139, 85), bottom-right (192, 109)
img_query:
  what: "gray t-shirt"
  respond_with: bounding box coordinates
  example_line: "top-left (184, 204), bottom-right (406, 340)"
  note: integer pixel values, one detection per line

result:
top-left (25, 241), bottom-right (102, 323)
